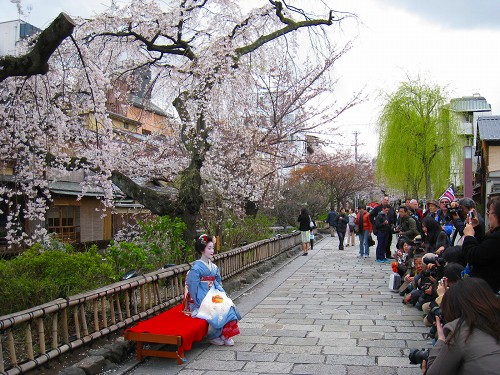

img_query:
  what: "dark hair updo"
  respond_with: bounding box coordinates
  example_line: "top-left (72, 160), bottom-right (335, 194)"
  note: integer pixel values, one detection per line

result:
top-left (195, 234), bottom-right (213, 254)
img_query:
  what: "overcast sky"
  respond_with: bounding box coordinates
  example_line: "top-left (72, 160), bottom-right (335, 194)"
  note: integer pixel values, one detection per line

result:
top-left (3, 0), bottom-right (500, 157)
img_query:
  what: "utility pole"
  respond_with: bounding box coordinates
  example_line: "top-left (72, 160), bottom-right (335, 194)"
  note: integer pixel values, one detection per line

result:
top-left (352, 131), bottom-right (360, 162)
top-left (352, 131), bottom-right (361, 209)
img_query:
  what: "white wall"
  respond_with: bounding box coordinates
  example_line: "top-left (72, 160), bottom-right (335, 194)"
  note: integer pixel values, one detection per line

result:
top-left (0, 20), bottom-right (21, 56)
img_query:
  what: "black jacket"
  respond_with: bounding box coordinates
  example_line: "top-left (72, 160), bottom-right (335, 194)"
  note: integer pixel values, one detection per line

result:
top-left (462, 227), bottom-right (500, 293)
top-left (370, 205), bottom-right (396, 226)
top-left (297, 214), bottom-right (312, 232)
top-left (336, 213), bottom-right (349, 233)
top-left (375, 211), bottom-right (391, 233)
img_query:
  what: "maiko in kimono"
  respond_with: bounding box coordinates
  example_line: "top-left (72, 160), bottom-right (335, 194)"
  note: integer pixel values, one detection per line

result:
top-left (186, 234), bottom-right (241, 346)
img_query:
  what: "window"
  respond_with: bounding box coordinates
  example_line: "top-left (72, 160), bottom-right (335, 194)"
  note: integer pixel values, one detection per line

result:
top-left (47, 206), bottom-right (80, 242)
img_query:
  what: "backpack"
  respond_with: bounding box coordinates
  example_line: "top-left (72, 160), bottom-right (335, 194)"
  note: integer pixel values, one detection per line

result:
top-left (410, 213), bottom-right (422, 234)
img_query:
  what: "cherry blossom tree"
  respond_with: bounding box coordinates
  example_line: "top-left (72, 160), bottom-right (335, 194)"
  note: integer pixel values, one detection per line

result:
top-left (289, 152), bottom-right (376, 209)
top-left (0, 0), bottom-right (359, 245)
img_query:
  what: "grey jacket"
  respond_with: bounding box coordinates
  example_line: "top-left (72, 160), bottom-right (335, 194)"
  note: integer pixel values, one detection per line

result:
top-left (426, 318), bottom-right (500, 375)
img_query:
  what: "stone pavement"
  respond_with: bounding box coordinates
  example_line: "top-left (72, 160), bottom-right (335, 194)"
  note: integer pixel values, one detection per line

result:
top-left (124, 235), bottom-right (431, 375)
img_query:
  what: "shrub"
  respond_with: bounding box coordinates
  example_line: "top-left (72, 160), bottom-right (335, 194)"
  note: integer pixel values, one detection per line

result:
top-left (221, 214), bottom-right (274, 250)
top-left (0, 244), bottom-right (114, 316)
top-left (105, 215), bottom-right (192, 278)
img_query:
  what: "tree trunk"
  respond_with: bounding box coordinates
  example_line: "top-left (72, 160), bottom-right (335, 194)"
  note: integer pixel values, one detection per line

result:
top-left (175, 157), bottom-right (204, 245)
top-left (424, 162), bottom-right (432, 200)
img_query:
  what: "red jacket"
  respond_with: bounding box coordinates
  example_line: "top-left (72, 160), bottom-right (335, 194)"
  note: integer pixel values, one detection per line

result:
top-left (355, 211), bottom-right (372, 232)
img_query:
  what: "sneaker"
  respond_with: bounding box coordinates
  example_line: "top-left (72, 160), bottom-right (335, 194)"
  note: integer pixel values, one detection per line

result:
top-left (209, 337), bottom-right (225, 346)
top-left (223, 337), bottom-right (234, 346)
top-left (382, 258), bottom-right (390, 262)
top-left (376, 259), bottom-right (384, 263)
top-left (356, 255), bottom-right (362, 258)
top-left (364, 255), bottom-right (368, 259)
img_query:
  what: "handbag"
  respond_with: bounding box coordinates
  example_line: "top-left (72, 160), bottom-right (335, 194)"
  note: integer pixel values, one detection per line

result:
top-left (368, 234), bottom-right (375, 247)
top-left (309, 216), bottom-right (315, 229)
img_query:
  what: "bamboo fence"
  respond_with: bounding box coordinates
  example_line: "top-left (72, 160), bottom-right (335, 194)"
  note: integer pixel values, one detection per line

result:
top-left (0, 233), bottom-right (300, 374)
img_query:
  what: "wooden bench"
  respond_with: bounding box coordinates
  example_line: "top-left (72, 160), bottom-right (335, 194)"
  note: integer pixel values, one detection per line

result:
top-left (124, 303), bottom-right (208, 364)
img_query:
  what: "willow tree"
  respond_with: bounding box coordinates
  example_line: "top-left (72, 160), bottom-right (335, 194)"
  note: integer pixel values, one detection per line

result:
top-left (376, 77), bottom-right (459, 199)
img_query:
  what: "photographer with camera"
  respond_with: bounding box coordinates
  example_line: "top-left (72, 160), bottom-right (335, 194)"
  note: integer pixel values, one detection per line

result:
top-left (448, 197), bottom-right (485, 244)
top-left (403, 254), bottom-right (436, 308)
top-left (462, 196), bottom-right (500, 293)
top-left (422, 263), bottom-right (464, 330)
top-left (374, 205), bottom-right (392, 262)
top-left (370, 196), bottom-right (397, 259)
top-left (435, 197), bottom-right (454, 242)
top-left (410, 253), bottom-right (446, 311)
top-left (421, 277), bottom-right (500, 375)
top-left (395, 205), bottom-right (419, 240)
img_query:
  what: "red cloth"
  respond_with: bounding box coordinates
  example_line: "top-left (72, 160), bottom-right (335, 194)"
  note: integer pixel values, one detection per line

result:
top-left (125, 304), bottom-right (208, 352)
top-left (222, 320), bottom-right (240, 338)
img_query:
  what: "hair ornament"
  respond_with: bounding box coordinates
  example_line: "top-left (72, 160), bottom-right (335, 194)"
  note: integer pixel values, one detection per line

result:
top-left (199, 234), bottom-right (209, 245)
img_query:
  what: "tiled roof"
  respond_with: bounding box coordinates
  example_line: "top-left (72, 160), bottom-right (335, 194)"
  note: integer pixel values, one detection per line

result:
top-left (49, 181), bottom-right (103, 196)
top-left (477, 116), bottom-right (500, 140)
top-left (450, 96), bottom-right (491, 112)
top-left (130, 95), bottom-right (168, 117)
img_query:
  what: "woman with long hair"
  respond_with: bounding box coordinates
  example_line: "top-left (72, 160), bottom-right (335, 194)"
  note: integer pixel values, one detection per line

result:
top-left (423, 277), bottom-right (500, 374)
top-left (297, 207), bottom-right (312, 256)
top-left (422, 216), bottom-right (449, 254)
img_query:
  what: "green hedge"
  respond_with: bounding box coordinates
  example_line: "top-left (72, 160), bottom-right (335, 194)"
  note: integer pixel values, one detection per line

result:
top-left (0, 245), bottom-right (114, 316)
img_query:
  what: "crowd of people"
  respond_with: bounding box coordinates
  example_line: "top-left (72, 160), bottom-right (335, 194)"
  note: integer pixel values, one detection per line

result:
top-left (324, 193), bottom-right (500, 373)
top-left (372, 194), bottom-right (500, 374)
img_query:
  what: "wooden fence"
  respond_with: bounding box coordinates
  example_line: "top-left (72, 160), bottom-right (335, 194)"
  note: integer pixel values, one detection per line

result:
top-left (0, 233), bottom-right (300, 374)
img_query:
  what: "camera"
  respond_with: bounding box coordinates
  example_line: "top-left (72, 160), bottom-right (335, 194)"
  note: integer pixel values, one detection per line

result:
top-left (409, 348), bottom-right (429, 365)
top-left (425, 305), bottom-right (446, 339)
top-left (468, 211), bottom-right (475, 219)
top-left (445, 203), bottom-right (462, 220)
top-left (423, 255), bottom-right (446, 267)
top-left (420, 282), bottom-right (433, 291)
top-left (426, 305), bottom-right (445, 325)
top-left (423, 267), bottom-right (443, 279)
top-left (411, 237), bottom-right (426, 255)
top-left (423, 256), bottom-right (446, 280)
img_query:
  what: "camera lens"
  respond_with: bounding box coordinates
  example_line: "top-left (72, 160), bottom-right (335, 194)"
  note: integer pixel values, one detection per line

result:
top-left (409, 348), bottom-right (430, 365)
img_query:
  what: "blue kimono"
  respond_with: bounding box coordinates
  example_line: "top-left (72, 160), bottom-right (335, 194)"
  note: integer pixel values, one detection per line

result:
top-left (186, 260), bottom-right (240, 339)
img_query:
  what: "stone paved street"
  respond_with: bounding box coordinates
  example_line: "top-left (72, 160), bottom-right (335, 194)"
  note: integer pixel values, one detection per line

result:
top-left (125, 235), bottom-right (430, 375)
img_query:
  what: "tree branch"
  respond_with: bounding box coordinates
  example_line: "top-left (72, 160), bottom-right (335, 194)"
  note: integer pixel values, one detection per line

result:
top-left (110, 170), bottom-right (177, 215)
top-left (0, 12), bottom-right (75, 82)
top-left (234, 15), bottom-right (334, 58)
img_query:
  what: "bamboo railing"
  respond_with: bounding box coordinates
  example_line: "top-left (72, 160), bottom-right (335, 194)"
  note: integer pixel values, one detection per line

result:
top-left (0, 233), bottom-right (300, 374)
